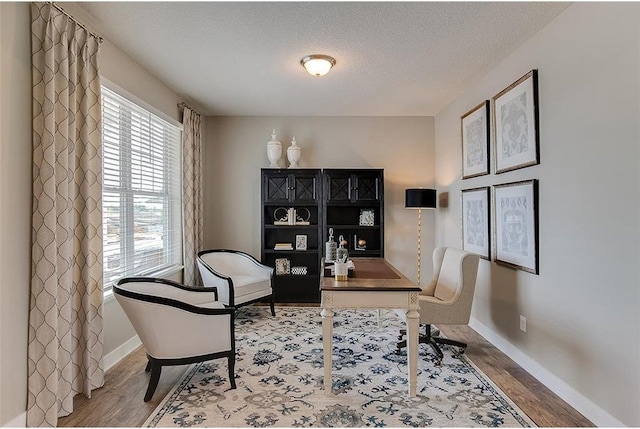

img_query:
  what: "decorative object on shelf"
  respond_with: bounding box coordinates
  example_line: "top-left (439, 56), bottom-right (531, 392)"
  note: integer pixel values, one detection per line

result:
top-left (405, 188), bottom-right (437, 285)
top-left (461, 101), bottom-right (490, 179)
top-left (295, 207), bottom-right (310, 225)
top-left (295, 234), bottom-right (308, 251)
top-left (336, 235), bottom-right (348, 262)
top-left (274, 242), bottom-right (293, 251)
top-left (266, 129), bottom-right (282, 168)
top-left (300, 54), bottom-right (336, 77)
top-left (273, 207), bottom-right (290, 225)
top-left (494, 179), bottom-right (538, 274)
top-left (462, 187), bottom-right (491, 259)
top-left (287, 136), bottom-right (301, 168)
top-left (275, 258), bottom-right (291, 275)
top-left (359, 208), bottom-right (375, 226)
top-left (493, 69), bottom-right (539, 174)
top-left (325, 227), bottom-right (337, 262)
top-left (291, 266), bottom-right (308, 275)
top-left (353, 235), bottom-right (367, 251)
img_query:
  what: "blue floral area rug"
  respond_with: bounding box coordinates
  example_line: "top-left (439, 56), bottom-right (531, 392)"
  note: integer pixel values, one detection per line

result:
top-left (144, 307), bottom-right (535, 427)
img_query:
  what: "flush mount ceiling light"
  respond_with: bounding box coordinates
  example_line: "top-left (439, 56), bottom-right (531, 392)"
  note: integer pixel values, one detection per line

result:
top-left (300, 54), bottom-right (336, 77)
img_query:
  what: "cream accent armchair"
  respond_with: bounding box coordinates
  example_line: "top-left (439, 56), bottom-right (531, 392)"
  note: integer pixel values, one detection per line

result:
top-left (197, 249), bottom-right (275, 316)
top-left (397, 247), bottom-right (480, 364)
top-left (114, 277), bottom-right (236, 401)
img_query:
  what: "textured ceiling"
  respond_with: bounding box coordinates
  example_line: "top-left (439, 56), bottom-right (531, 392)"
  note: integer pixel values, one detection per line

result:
top-left (70, 2), bottom-right (569, 116)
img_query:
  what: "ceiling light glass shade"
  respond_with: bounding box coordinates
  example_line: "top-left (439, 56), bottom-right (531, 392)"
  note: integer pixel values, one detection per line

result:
top-left (300, 54), bottom-right (336, 77)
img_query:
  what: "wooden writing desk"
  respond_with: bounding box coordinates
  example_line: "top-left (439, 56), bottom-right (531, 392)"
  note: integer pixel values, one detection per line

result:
top-left (320, 258), bottom-right (421, 397)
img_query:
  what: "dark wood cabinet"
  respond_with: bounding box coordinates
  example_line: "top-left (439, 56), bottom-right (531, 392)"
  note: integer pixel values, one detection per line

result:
top-left (261, 169), bottom-right (322, 303)
top-left (325, 170), bottom-right (382, 203)
top-left (264, 171), bottom-right (318, 203)
top-left (323, 169), bottom-right (384, 258)
top-left (261, 168), bottom-right (384, 303)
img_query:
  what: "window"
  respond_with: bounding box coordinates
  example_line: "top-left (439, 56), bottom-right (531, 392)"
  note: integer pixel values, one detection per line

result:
top-left (102, 86), bottom-right (182, 291)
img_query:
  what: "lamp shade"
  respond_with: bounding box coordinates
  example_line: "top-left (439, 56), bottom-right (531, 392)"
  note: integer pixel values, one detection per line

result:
top-left (405, 188), bottom-right (436, 209)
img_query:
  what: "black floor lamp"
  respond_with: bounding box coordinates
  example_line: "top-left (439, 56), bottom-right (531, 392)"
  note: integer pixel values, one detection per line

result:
top-left (405, 188), bottom-right (437, 285)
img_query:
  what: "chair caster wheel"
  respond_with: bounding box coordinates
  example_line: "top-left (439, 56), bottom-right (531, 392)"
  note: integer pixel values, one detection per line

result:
top-left (458, 348), bottom-right (466, 355)
top-left (434, 359), bottom-right (442, 366)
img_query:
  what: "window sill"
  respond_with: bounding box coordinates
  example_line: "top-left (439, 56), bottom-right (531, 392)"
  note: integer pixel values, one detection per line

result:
top-left (103, 265), bottom-right (184, 304)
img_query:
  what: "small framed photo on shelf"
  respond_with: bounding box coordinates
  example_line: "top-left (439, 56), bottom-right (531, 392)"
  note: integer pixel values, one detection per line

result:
top-left (462, 187), bottom-right (491, 259)
top-left (461, 100), bottom-right (490, 179)
top-left (493, 69), bottom-right (539, 174)
top-left (275, 258), bottom-right (290, 275)
top-left (493, 179), bottom-right (539, 274)
top-left (295, 234), bottom-right (308, 251)
top-left (359, 208), bottom-right (375, 226)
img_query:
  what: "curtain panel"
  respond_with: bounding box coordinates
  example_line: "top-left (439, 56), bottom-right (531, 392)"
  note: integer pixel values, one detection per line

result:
top-left (28, 3), bottom-right (104, 426)
top-left (182, 107), bottom-right (204, 285)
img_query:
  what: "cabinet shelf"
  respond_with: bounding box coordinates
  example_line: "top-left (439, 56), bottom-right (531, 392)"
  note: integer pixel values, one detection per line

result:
top-left (264, 224), bottom-right (317, 229)
top-left (326, 224), bottom-right (380, 229)
top-left (273, 274), bottom-right (318, 279)
top-left (264, 249), bottom-right (318, 254)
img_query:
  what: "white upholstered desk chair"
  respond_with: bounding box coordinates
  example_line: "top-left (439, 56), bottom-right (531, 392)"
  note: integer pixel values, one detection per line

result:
top-left (397, 246), bottom-right (480, 364)
top-left (197, 249), bottom-right (275, 316)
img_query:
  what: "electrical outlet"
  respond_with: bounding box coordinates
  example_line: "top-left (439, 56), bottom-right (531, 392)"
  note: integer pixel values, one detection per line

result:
top-left (519, 315), bottom-right (527, 333)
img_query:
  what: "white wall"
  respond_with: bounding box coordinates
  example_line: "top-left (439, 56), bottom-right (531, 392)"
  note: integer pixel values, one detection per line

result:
top-left (204, 116), bottom-right (436, 285)
top-left (0, 3), bottom-right (31, 426)
top-left (434, 3), bottom-right (639, 426)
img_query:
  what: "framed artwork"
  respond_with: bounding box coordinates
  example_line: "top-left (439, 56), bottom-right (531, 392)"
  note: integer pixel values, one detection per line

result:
top-left (461, 101), bottom-right (490, 179)
top-left (462, 187), bottom-right (491, 259)
top-left (275, 258), bottom-right (290, 275)
top-left (493, 69), bottom-right (539, 174)
top-left (295, 234), bottom-right (308, 251)
top-left (359, 208), bottom-right (375, 226)
top-left (493, 180), bottom-right (539, 274)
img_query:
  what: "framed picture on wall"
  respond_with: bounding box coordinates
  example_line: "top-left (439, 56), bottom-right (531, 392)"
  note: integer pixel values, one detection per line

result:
top-left (462, 187), bottom-right (491, 259)
top-left (493, 179), bottom-right (539, 274)
top-left (461, 101), bottom-right (490, 179)
top-left (493, 69), bottom-right (540, 174)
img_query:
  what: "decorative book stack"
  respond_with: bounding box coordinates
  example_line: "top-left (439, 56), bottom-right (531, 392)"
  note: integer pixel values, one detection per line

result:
top-left (274, 243), bottom-right (293, 251)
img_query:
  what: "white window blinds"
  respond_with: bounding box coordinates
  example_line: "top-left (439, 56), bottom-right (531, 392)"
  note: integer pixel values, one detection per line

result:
top-left (102, 86), bottom-right (183, 290)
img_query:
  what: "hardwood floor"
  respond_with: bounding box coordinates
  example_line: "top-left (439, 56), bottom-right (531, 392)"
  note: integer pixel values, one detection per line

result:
top-left (58, 306), bottom-right (593, 427)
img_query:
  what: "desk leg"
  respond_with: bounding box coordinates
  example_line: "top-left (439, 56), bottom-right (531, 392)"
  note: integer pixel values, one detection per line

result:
top-left (406, 309), bottom-right (420, 397)
top-left (321, 308), bottom-right (334, 395)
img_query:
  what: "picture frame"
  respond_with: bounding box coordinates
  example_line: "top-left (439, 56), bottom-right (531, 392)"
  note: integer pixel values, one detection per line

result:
top-left (275, 258), bottom-right (290, 275)
top-left (461, 101), bottom-right (490, 179)
top-left (461, 187), bottom-right (491, 259)
top-left (359, 208), bottom-right (375, 226)
top-left (295, 234), bottom-right (308, 251)
top-left (493, 179), bottom-right (539, 274)
top-left (493, 69), bottom-right (539, 174)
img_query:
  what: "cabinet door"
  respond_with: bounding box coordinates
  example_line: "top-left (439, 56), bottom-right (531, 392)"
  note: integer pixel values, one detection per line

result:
top-left (292, 174), bottom-right (318, 202)
top-left (353, 173), bottom-right (380, 202)
top-left (326, 174), bottom-right (351, 202)
top-left (264, 173), bottom-right (290, 202)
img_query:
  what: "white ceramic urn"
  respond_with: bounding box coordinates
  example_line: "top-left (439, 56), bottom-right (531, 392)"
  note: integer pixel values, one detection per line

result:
top-left (266, 129), bottom-right (282, 168)
top-left (287, 136), bottom-right (301, 168)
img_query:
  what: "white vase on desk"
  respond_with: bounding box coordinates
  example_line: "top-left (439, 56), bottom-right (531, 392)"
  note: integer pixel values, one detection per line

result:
top-left (266, 129), bottom-right (282, 168)
top-left (287, 136), bottom-right (301, 168)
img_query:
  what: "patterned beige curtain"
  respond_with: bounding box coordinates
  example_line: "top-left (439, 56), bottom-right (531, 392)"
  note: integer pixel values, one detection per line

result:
top-left (182, 106), bottom-right (204, 285)
top-left (28, 3), bottom-right (104, 426)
